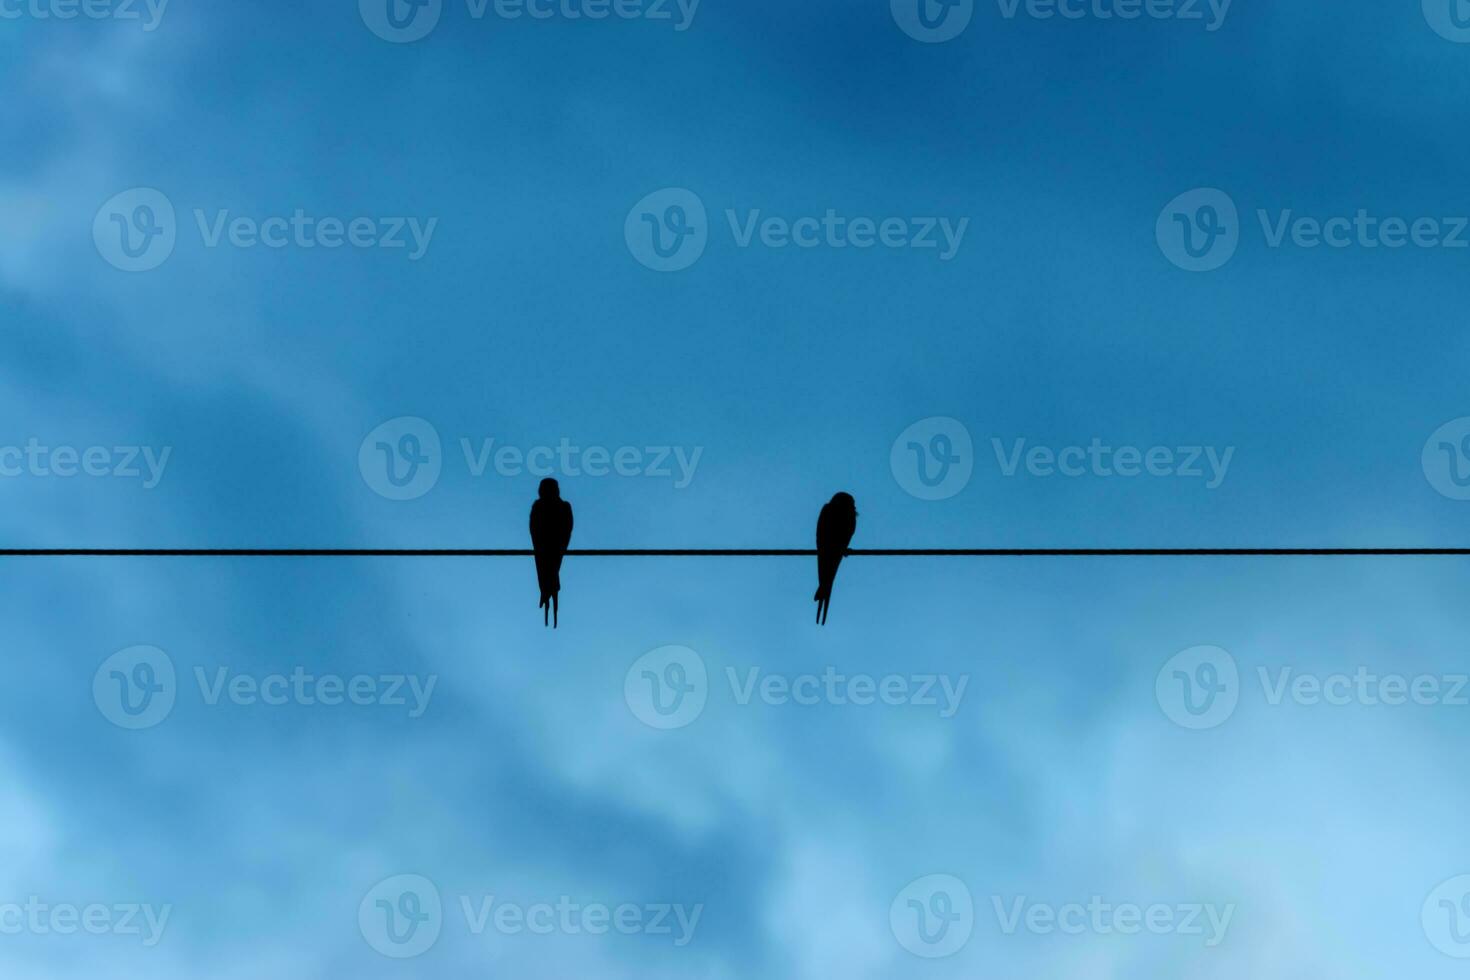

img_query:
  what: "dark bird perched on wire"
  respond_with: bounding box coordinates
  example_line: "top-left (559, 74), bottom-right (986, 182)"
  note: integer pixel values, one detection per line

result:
top-left (814, 492), bottom-right (858, 625)
top-left (529, 478), bottom-right (574, 628)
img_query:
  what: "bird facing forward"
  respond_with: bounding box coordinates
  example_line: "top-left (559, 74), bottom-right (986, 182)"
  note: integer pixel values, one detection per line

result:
top-left (529, 478), bottom-right (574, 627)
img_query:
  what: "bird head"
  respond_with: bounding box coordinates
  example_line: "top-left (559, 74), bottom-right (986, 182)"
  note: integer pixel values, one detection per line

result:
top-left (538, 478), bottom-right (561, 500)
top-left (831, 491), bottom-right (857, 514)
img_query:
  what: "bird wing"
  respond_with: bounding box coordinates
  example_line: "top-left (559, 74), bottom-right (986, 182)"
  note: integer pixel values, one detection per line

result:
top-left (529, 501), bottom-right (546, 548)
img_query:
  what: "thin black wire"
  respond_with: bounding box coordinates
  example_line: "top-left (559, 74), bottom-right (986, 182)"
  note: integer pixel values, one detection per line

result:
top-left (0, 549), bottom-right (1467, 557)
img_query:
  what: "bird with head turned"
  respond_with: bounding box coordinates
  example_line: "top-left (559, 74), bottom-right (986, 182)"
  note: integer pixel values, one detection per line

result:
top-left (814, 492), bottom-right (858, 625)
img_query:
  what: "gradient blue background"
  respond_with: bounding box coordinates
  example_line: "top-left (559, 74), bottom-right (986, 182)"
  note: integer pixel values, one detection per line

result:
top-left (4, 0), bottom-right (1470, 975)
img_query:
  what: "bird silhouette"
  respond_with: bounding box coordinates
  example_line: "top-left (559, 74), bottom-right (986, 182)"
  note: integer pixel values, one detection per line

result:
top-left (529, 478), bottom-right (574, 627)
top-left (814, 492), bottom-right (857, 625)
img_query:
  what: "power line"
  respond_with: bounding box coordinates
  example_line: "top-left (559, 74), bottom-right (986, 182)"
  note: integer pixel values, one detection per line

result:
top-left (0, 548), bottom-right (1467, 558)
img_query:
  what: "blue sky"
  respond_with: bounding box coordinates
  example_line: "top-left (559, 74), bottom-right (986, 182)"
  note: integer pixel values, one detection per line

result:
top-left (4, 0), bottom-right (1470, 976)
